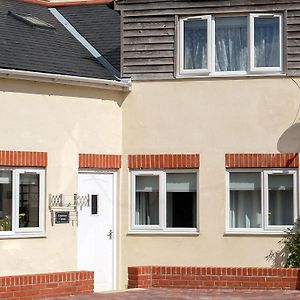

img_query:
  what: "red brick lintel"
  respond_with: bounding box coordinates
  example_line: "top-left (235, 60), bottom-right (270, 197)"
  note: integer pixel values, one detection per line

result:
top-left (0, 270), bottom-right (94, 299)
top-left (128, 154), bottom-right (200, 169)
top-left (79, 153), bottom-right (121, 169)
top-left (225, 153), bottom-right (299, 168)
top-left (128, 266), bottom-right (300, 290)
top-left (0, 150), bottom-right (47, 167)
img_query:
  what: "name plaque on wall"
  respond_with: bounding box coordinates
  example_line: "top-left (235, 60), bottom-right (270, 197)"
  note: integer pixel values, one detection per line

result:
top-left (55, 211), bottom-right (70, 224)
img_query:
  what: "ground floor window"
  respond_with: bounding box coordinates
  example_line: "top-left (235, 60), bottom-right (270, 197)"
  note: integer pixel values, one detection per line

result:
top-left (227, 169), bottom-right (297, 233)
top-left (131, 170), bottom-right (198, 232)
top-left (0, 168), bottom-right (45, 236)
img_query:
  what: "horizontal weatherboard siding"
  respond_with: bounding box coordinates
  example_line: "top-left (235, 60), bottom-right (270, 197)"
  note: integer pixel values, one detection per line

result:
top-left (116, 0), bottom-right (300, 80)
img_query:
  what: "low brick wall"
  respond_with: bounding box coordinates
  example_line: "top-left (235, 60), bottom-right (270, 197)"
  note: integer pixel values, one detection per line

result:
top-left (128, 266), bottom-right (300, 290)
top-left (0, 271), bottom-right (94, 299)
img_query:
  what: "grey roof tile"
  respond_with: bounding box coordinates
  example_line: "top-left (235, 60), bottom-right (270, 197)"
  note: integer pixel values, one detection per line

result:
top-left (0, 0), bottom-right (120, 81)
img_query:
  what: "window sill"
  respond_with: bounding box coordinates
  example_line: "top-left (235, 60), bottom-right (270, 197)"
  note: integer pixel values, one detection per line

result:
top-left (175, 73), bottom-right (286, 80)
top-left (127, 231), bottom-right (200, 236)
top-left (224, 231), bottom-right (286, 237)
top-left (0, 233), bottom-right (46, 239)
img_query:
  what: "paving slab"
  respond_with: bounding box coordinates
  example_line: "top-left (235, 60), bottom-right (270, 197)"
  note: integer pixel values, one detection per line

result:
top-left (51, 288), bottom-right (300, 300)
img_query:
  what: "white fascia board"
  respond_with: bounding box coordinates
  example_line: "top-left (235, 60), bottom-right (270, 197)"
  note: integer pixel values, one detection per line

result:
top-left (0, 68), bottom-right (131, 92)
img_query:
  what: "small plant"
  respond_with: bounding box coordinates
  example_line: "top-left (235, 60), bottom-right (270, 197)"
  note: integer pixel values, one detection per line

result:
top-left (282, 218), bottom-right (300, 268)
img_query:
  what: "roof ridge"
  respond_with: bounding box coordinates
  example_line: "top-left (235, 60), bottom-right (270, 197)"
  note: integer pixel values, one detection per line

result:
top-left (18, 0), bottom-right (112, 7)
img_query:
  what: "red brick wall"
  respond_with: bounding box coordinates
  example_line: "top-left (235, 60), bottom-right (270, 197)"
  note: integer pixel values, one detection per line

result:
top-left (128, 154), bottom-right (200, 169)
top-left (0, 150), bottom-right (47, 167)
top-left (128, 266), bottom-right (300, 290)
top-left (79, 154), bottom-right (121, 169)
top-left (225, 153), bottom-right (299, 168)
top-left (0, 271), bottom-right (93, 299)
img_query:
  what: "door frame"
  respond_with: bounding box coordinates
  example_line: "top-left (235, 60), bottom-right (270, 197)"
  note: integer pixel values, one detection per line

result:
top-left (78, 169), bottom-right (118, 290)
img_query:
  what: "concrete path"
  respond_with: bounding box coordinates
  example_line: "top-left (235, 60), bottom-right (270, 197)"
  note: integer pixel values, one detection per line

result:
top-left (52, 288), bottom-right (300, 299)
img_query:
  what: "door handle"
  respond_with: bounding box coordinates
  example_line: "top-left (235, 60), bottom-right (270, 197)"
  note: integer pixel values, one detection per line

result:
top-left (107, 229), bottom-right (113, 240)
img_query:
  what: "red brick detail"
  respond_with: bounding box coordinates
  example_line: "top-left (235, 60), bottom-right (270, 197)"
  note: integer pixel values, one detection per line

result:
top-left (128, 154), bottom-right (200, 169)
top-left (0, 271), bottom-right (94, 299)
top-left (225, 153), bottom-right (299, 168)
top-left (128, 266), bottom-right (300, 290)
top-left (0, 151), bottom-right (47, 167)
top-left (79, 154), bottom-right (121, 169)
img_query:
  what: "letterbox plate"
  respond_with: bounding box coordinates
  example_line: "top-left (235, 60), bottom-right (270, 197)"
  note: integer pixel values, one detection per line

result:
top-left (55, 211), bottom-right (70, 224)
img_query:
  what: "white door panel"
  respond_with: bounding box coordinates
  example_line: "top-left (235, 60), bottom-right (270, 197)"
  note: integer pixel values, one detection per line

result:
top-left (77, 173), bottom-right (115, 292)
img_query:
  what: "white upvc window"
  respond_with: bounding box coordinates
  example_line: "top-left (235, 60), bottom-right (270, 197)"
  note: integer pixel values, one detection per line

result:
top-left (179, 15), bottom-right (212, 75)
top-left (250, 14), bottom-right (282, 73)
top-left (178, 13), bottom-right (283, 76)
top-left (226, 169), bottom-right (297, 234)
top-left (131, 170), bottom-right (198, 232)
top-left (0, 168), bottom-right (45, 236)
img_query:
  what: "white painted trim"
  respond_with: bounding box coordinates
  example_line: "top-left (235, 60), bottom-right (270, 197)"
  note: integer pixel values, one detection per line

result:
top-left (0, 68), bottom-right (131, 92)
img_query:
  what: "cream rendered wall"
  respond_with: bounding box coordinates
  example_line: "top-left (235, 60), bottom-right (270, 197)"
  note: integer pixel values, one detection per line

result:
top-left (119, 77), bottom-right (300, 288)
top-left (0, 78), bottom-right (124, 276)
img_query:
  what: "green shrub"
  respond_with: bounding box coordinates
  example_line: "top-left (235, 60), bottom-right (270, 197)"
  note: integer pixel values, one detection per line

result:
top-left (282, 218), bottom-right (300, 268)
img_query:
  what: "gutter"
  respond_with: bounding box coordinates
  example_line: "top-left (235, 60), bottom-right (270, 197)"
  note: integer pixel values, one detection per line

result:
top-left (0, 68), bottom-right (131, 92)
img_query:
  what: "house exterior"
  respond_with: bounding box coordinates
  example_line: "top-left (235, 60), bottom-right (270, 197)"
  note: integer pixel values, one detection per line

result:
top-left (1, 0), bottom-right (300, 297)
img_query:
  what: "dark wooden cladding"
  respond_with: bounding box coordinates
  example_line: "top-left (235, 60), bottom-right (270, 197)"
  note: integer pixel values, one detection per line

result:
top-left (116, 0), bottom-right (300, 80)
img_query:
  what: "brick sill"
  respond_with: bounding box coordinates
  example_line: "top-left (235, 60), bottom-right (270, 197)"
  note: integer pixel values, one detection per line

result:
top-left (224, 232), bottom-right (286, 237)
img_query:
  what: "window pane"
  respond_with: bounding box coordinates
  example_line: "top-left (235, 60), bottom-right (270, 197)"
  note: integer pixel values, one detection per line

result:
top-left (184, 19), bottom-right (207, 70)
top-left (135, 176), bottom-right (159, 225)
top-left (229, 172), bottom-right (262, 228)
top-left (254, 17), bottom-right (280, 68)
top-left (166, 173), bottom-right (197, 228)
top-left (19, 173), bottom-right (40, 228)
top-left (215, 17), bottom-right (248, 72)
top-left (268, 174), bottom-right (294, 226)
top-left (0, 171), bottom-right (12, 231)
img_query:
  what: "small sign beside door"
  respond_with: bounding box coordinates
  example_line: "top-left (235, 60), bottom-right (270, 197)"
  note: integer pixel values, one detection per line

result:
top-left (55, 211), bottom-right (70, 224)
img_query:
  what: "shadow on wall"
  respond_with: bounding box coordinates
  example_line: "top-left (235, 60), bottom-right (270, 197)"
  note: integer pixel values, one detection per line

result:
top-left (265, 244), bottom-right (288, 267)
top-left (0, 78), bottom-right (128, 107)
top-left (277, 122), bottom-right (300, 153)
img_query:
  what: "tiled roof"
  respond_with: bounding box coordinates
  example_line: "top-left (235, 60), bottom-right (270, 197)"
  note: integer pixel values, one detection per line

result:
top-left (0, 0), bottom-right (121, 81)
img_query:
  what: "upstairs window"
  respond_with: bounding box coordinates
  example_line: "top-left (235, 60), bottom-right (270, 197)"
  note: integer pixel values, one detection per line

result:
top-left (179, 14), bottom-right (282, 76)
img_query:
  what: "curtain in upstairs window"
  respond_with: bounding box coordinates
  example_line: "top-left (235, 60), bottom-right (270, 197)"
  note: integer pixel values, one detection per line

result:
top-left (254, 17), bottom-right (280, 68)
top-left (184, 19), bottom-right (208, 70)
top-left (215, 17), bottom-right (248, 72)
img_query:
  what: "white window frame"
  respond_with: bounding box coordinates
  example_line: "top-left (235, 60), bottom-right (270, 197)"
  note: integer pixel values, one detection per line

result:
top-left (226, 169), bottom-right (297, 234)
top-left (250, 13), bottom-right (283, 73)
top-left (178, 13), bottom-right (283, 77)
top-left (0, 168), bottom-right (45, 237)
top-left (179, 15), bottom-right (212, 75)
top-left (131, 170), bottom-right (198, 232)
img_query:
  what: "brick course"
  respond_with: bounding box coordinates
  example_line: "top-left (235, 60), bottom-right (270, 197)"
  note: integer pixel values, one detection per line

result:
top-left (128, 266), bottom-right (300, 290)
top-left (128, 154), bottom-right (200, 169)
top-left (79, 154), bottom-right (121, 169)
top-left (0, 271), bottom-right (94, 299)
top-left (0, 150), bottom-right (47, 167)
top-left (225, 153), bottom-right (299, 168)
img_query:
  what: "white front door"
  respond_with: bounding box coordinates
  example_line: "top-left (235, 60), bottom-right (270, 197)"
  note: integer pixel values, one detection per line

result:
top-left (77, 172), bottom-right (116, 292)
